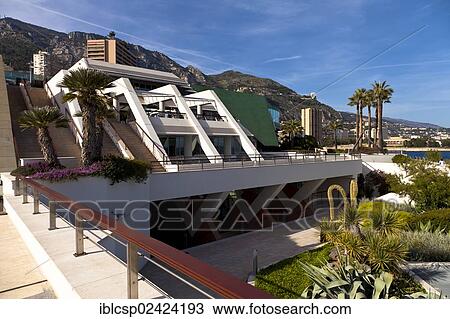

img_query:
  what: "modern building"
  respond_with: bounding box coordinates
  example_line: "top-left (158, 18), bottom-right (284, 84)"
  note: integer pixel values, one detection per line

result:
top-left (1, 57), bottom-right (362, 298)
top-left (32, 50), bottom-right (49, 78)
top-left (86, 33), bottom-right (137, 66)
top-left (301, 107), bottom-right (323, 141)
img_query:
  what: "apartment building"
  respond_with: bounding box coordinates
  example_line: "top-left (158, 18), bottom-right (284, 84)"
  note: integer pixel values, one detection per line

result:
top-left (301, 107), bottom-right (323, 141)
top-left (86, 33), bottom-right (137, 66)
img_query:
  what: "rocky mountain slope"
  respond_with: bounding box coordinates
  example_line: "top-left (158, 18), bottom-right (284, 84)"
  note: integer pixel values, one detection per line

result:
top-left (0, 17), bottom-right (338, 120)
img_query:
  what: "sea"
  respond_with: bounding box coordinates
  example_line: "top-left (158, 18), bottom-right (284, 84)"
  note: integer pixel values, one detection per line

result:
top-left (401, 151), bottom-right (450, 160)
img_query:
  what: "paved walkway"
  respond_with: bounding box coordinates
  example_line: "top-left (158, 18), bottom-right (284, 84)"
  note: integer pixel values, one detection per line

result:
top-left (186, 216), bottom-right (322, 281)
top-left (3, 194), bottom-right (164, 299)
top-left (0, 214), bottom-right (54, 299)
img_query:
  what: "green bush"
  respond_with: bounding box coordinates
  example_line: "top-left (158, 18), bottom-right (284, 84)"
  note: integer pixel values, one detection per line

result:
top-left (425, 150), bottom-right (441, 162)
top-left (408, 209), bottom-right (450, 233)
top-left (392, 154), bottom-right (411, 165)
top-left (99, 155), bottom-right (150, 185)
top-left (255, 245), bottom-right (331, 298)
top-left (403, 231), bottom-right (450, 262)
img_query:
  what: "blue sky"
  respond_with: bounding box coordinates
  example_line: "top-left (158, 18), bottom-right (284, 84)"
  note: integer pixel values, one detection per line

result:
top-left (2, 0), bottom-right (450, 127)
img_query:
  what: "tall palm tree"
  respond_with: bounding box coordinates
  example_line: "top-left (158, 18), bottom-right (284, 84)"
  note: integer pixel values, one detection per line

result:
top-left (348, 88), bottom-right (367, 148)
top-left (59, 68), bottom-right (114, 166)
top-left (372, 81), bottom-right (394, 151)
top-left (366, 89), bottom-right (376, 148)
top-left (327, 120), bottom-right (343, 152)
top-left (19, 106), bottom-right (68, 166)
top-left (280, 119), bottom-right (303, 147)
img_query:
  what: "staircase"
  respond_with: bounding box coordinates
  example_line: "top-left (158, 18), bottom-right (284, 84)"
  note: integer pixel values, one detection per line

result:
top-left (7, 86), bottom-right (42, 159)
top-left (25, 87), bottom-right (81, 160)
top-left (107, 118), bottom-right (165, 172)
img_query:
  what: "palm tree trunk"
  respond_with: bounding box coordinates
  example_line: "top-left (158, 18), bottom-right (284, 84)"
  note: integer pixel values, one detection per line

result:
top-left (37, 128), bottom-right (59, 166)
top-left (355, 104), bottom-right (360, 150)
top-left (377, 101), bottom-right (384, 151)
top-left (367, 106), bottom-right (372, 147)
top-left (334, 130), bottom-right (338, 153)
top-left (359, 106), bottom-right (364, 147)
top-left (93, 120), bottom-right (104, 161)
top-left (81, 106), bottom-right (98, 166)
top-left (374, 106), bottom-right (378, 147)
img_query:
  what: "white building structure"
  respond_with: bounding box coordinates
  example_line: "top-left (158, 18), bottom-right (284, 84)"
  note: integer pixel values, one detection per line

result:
top-left (42, 58), bottom-right (362, 248)
top-left (33, 51), bottom-right (49, 78)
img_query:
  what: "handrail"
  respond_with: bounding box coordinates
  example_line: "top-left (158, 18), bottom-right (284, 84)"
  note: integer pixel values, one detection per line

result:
top-left (151, 152), bottom-right (361, 172)
top-left (109, 104), bottom-right (168, 163)
top-left (22, 177), bottom-right (271, 299)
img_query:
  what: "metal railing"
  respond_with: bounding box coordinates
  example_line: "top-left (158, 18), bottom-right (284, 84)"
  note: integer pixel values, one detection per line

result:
top-left (151, 152), bottom-right (361, 173)
top-left (109, 105), bottom-right (169, 164)
top-left (15, 177), bottom-right (271, 299)
top-left (146, 110), bottom-right (188, 119)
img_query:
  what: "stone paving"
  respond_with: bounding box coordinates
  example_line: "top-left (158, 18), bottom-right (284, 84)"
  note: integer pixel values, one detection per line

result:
top-left (0, 214), bottom-right (55, 299)
top-left (186, 215), bottom-right (323, 281)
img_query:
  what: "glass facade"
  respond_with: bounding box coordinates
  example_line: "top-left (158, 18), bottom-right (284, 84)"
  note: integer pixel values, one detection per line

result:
top-left (160, 136), bottom-right (185, 156)
top-left (267, 105), bottom-right (280, 128)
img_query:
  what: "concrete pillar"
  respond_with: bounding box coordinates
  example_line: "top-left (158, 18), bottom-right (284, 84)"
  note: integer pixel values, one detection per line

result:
top-left (196, 104), bottom-right (202, 116)
top-left (74, 213), bottom-right (85, 257)
top-left (184, 135), bottom-right (193, 157)
top-left (224, 136), bottom-right (232, 156)
top-left (158, 101), bottom-right (164, 112)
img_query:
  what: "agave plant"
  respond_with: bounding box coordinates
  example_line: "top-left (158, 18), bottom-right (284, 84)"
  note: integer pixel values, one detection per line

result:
top-left (301, 258), bottom-right (394, 299)
top-left (364, 232), bottom-right (407, 273)
top-left (369, 209), bottom-right (406, 236)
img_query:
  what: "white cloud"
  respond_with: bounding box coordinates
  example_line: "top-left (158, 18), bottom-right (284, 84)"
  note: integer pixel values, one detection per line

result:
top-left (263, 55), bottom-right (302, 64)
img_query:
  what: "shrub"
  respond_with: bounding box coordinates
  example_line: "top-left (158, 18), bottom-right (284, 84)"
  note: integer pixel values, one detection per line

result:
top-left (392, 154), bottom-right (411, 165)
top-left (11, 162), bottom-right (63, 177)
top-left (408, 209), bottom-right (450, 233)
top-left (384, 173), bottom-right (405, 194)
top-left (425, 150), bottom-right (441, 162)
top-left (403, 231), bottom-right (450, 262)
top-left (29, 163), bottom-right (102, 182)
top-left (362, 170), bottom-right (390, 198)
top-left (99, 155), bottom-right (150, 185)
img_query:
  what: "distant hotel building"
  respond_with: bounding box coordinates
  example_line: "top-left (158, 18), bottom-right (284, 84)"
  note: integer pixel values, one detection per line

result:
top-left (33, 50), bottom-right (49, 78)
top-left (301, 107), bottom-right (322, 141)
top-left (86, 32), bottom-right (137, 66)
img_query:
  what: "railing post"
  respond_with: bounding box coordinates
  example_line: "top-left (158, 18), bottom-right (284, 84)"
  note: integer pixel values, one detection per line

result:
top-left (74, 212), bottom-right (86, 257)
top-left (22, 181), bottom-right (28, 204)
top-left (252, 249), bottom-right (258, 275)
top-left (48, 201), bottom-right (57, 230)
top-left (127, 242), bottom-right (139, 299)
top-left (14, 177), bottom-right (21, 196)
top-left (33, 188), bottom-right (40, 214)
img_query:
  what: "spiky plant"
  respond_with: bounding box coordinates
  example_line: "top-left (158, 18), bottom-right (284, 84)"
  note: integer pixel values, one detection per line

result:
top-left (340, 205), bottom-right (364, 236)
top-left (19, 106), bottom-right (68, 166)
top-left (364, 232), bottom-right (407, 273)
top-left (59, 68), bottom-right (114, 166)
top-left (369, 210), bottom-right (406, 236)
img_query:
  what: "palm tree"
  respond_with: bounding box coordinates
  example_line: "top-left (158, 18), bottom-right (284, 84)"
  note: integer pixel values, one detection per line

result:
top-left (366, 89), bottom-right (376, 148)
top-left (19, 106), bottom-right (68, 166)
top-left (59, 68), bottom-right (114, 166)
top-left (280, 119), bottom-right (303, 147)
top-left (348, 88), bottom-right (367, 149)
top-left (328, 120), bottom-right (343, 152)
top-left (372, 81), bottom-right (394, 151)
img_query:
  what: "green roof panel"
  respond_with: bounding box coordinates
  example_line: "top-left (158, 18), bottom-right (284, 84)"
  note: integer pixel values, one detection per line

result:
top-left (193, 85), bottom-right (278, 147)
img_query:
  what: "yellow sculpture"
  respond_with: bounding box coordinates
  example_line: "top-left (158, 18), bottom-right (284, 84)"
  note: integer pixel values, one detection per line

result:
top-left (327, 179), bottom-right (358, 221)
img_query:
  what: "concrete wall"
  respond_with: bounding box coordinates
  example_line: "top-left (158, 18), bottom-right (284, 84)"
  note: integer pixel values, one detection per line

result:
top-left (38, 160), bottom-right (362, 202)
top-left (0, 55), bottom-right (17, 172)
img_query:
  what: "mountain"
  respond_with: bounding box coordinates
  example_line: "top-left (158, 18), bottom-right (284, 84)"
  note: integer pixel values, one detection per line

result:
top-left (0, 16), bottom-right (337, 120)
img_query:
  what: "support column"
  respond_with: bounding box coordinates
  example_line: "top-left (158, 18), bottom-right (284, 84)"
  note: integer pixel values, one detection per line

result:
top-left (158, 101), bottom-right (164, 112)
top-left (127, 242), bottom-right (139, 299)
top-left (74, 213), bottom-right (85, 257)
top-left (184, 135), bottom-right (193, 157)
